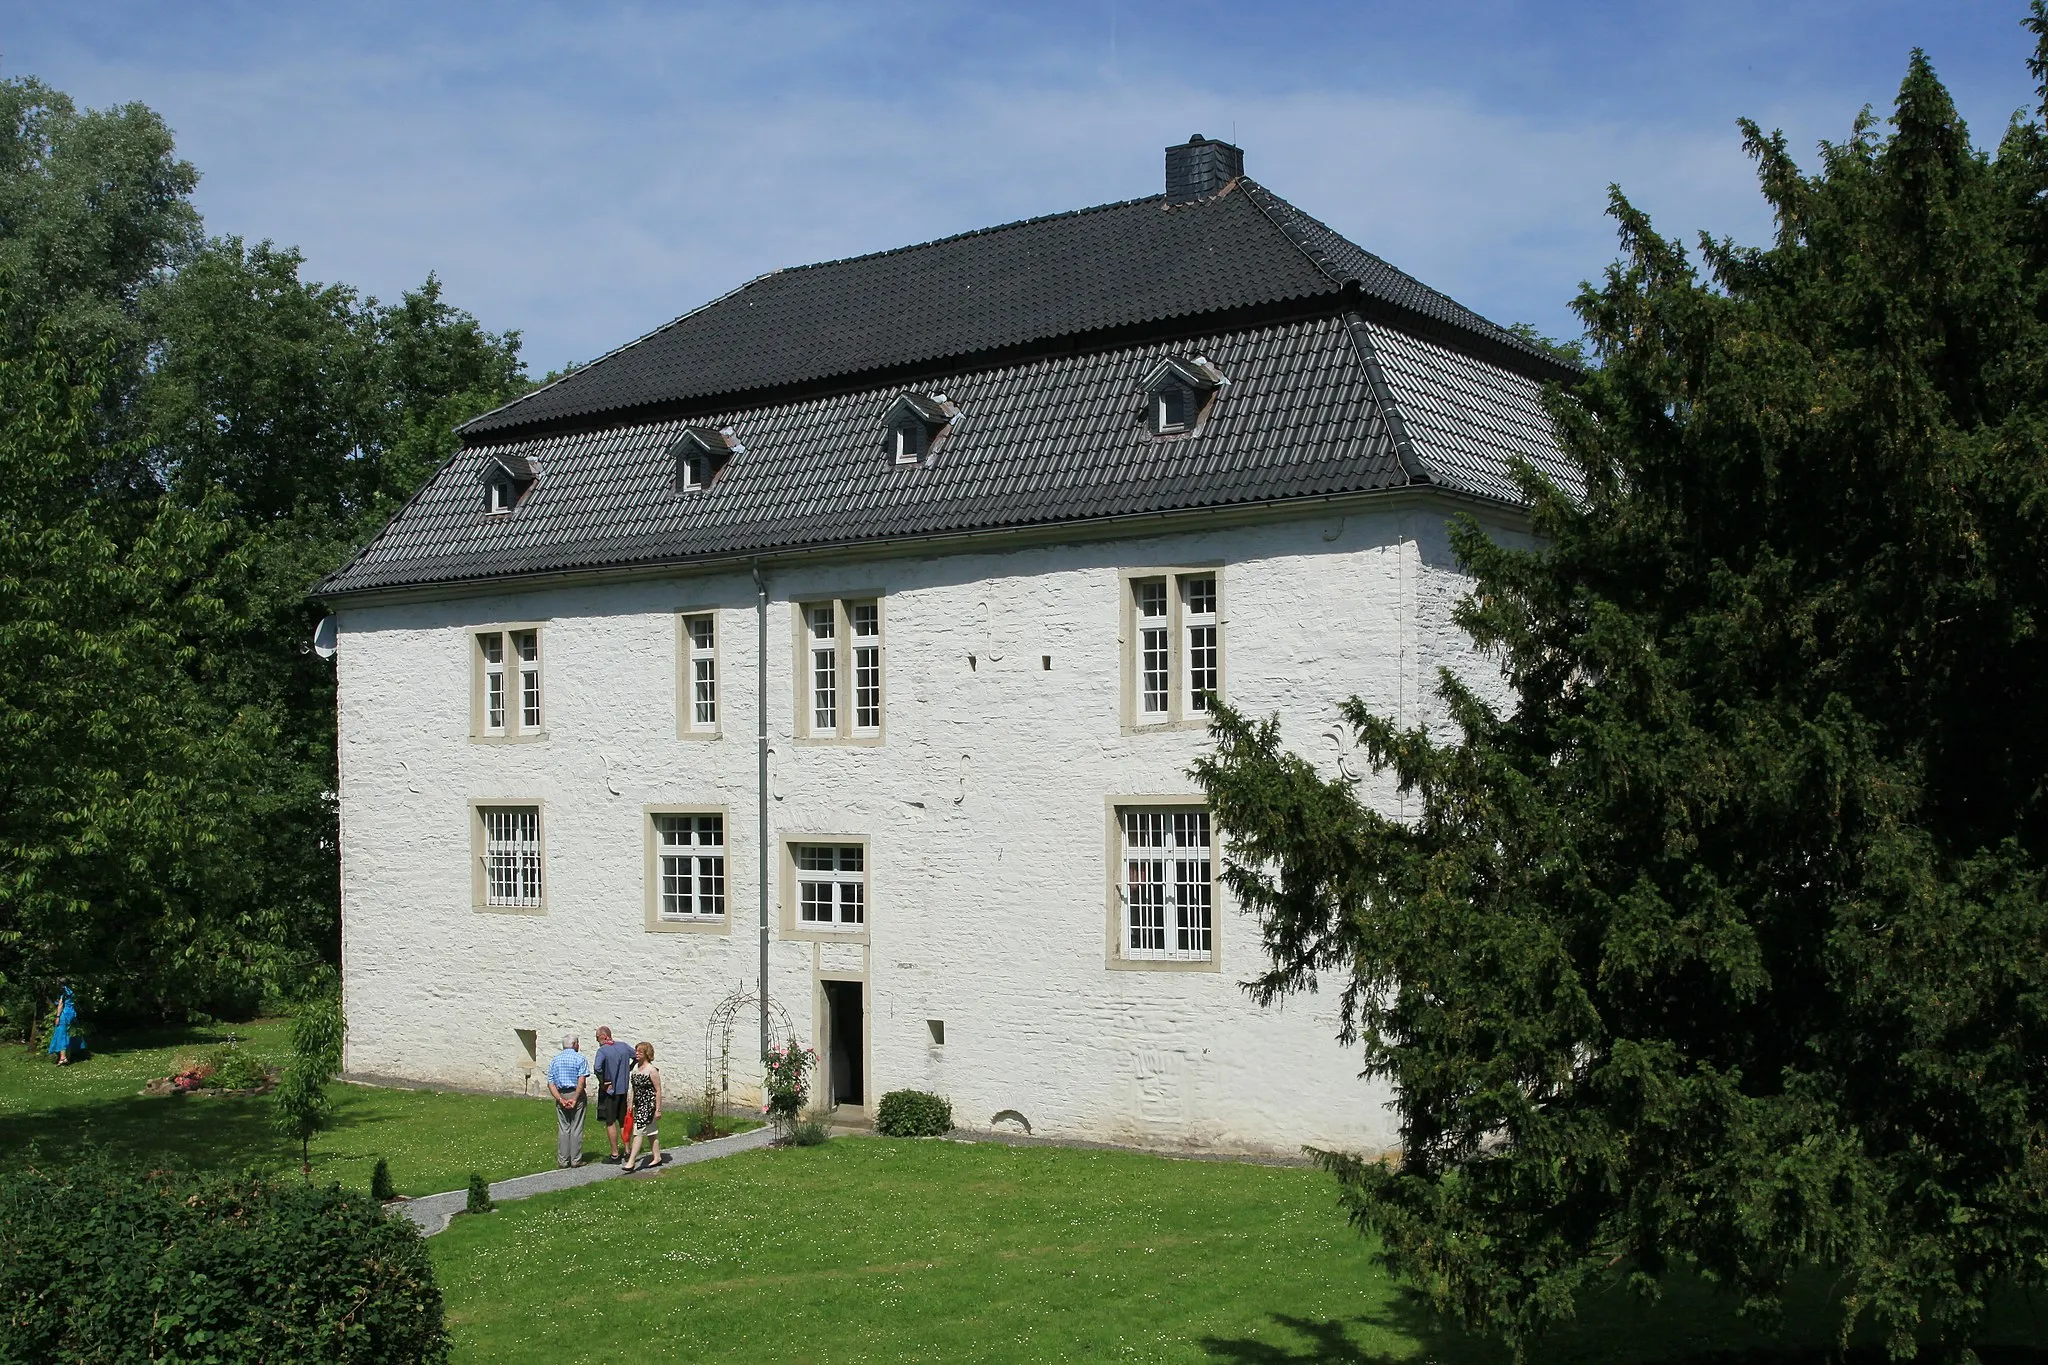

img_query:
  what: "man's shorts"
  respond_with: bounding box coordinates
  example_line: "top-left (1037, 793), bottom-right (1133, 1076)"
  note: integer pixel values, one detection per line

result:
top-left (596, 1093), bottom-right (628, 1124)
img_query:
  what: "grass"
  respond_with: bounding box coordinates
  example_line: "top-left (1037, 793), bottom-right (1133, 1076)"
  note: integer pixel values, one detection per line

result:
top-left (429, 1138), bottom-right (2048, 1364)
top-left (0, 1020), bottom-right (745, 1197)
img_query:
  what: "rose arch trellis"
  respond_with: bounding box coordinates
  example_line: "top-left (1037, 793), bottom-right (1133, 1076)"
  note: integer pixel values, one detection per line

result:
top-left (701, 984), bottom-right (796, 1114)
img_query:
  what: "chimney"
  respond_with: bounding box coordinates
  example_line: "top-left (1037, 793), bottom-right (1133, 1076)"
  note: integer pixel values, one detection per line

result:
top-left (1164, 134), bottom-right (1244, 205)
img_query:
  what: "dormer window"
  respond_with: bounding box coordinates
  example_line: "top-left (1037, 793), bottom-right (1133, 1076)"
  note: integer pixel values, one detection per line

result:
top-left (670, 426), bottom-right (740, 492)
top-left (882, 392), bottom-right (954, 466)
top-left (480, 454), bottom-right (537, 515)
top-left (1141, 357), bottom-right (1227, 438)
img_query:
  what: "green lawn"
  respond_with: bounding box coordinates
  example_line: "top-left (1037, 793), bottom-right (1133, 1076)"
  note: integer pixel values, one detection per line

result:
top-left (427, 1138), bottom-right (2048, 1364)
top-left (0, 1020), bottom-right (733, 1197)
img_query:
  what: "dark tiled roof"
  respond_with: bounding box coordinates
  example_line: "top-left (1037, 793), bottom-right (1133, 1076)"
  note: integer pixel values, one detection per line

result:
top-left (460, 180), bottom-right (1559, 439)
top-left (322, 317), bottom-right (1409, 594)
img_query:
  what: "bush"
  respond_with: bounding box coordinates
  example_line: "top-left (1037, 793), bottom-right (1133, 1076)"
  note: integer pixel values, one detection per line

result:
top-left (0, 1158), bottom-right (449, 1363)
top-left (875, 1089), bottom-right (953, 1137)
top-left (789, 1119), bottom-right (830, 1147)
top-left (205, 1039), bottom-right (269, 1091)
top-left (465, 1172), bottom-right (493, 1215)
top-left (371, 1158), bottom-right (395, 1202)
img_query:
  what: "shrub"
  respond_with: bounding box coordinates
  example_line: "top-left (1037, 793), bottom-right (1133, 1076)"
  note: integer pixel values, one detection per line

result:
top-left (371, 1158), bottom-right (395, 1202)
top-left (875, 1089), bottom-right (953, 1137)
top-left (205, 1039), bottom-right (270, 1091)
top-left (789, 1119), bottom-right (830, 1147)
top-left (0, 1158), bottom-right (449, 1363)
top-left (465, 1172), bottom-right (493, 1215)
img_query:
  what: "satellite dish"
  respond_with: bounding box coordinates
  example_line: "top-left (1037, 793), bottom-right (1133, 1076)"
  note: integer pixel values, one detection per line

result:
top-left (312, 616), bottom-right (337, 660)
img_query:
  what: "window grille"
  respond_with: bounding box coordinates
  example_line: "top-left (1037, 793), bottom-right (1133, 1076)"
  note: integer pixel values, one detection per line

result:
top-left (685, 614), bottom-right (717, 729)
top-left (479, 633), bottom-right (507, 733)
top-left (808, 605), bottom-right (838, 732)
top-left (1183, 576), bottom-right (1218, 712)
top-left (481, 806), bottom-right (543, 908)
top-left (795, 844), bottom-right (865, 926)
top-left (656, 814), bottom-right (724, 918)
top-left (1136, 580), bottom-right (1170, 716)
top-left (514, 630), bottom-right (541, 730)
top-left (1120, 808), bottom-right (1211, 960)
top-left (851, 601), bottom-right (881, 732)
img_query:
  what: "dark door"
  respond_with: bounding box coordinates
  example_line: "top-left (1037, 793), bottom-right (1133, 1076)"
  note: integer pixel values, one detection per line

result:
top-left (823, 980), bottom-right (864, 1107)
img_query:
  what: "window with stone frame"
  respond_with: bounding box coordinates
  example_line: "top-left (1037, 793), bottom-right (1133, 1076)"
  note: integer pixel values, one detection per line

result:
top-left (1124, 570), bottom-right (1222, 727)
top-left (797, 597), bottom-right (883, 739)
top-left (1117, 807), bottom-right (1212, 962)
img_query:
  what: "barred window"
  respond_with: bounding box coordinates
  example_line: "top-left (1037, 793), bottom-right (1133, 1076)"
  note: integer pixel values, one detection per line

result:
top-left (656, 814), bottom-right (724, 919)
top-left (481, 806), bottom-right (543, 908)
top-left (795, 844), bottom-right (865, 927)
top-left (1119, 808), bottom-right (1212, 961)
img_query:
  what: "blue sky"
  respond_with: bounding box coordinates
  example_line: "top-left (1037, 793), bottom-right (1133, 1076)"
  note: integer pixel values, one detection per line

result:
top-left (4, 2), bottom-right (2038, 374)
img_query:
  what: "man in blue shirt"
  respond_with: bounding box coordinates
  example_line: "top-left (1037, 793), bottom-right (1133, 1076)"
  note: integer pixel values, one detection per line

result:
top-left (591, 1026), bottom-right (636, 1164)
top-left (547, 1035), bottom-right (593, 1168)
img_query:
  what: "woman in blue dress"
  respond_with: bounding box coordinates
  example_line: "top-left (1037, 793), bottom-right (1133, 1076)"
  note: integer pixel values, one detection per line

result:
top-left (47, 989), bottom-right (82, 1065)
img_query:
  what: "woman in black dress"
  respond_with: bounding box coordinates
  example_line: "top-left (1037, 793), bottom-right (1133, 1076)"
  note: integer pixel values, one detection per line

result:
top-left (625, 1042), bottom-right (663, 1172)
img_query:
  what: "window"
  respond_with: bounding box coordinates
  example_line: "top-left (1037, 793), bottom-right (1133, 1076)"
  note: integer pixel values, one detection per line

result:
top-left (795, 844), bottom-right (865, 927)
top-left (1123, 570), bottom-right (1222, 728)
top-left (1183, 576), bottom-right (1218, 714)
top-left (882, 392), bottom-right (953, 467)
top-left (474, 627), bottom-right (544, 739)
top-left (1118, 808), bottom-right (1212, 962)
top-left (478, 454), bottom-right (536, 513)
top-left (670, 426), bottom-right (737, 491)
top-left (480, 633), bottom-right (506, 734)
top-left (1141, 356), bottom-right (1226, 438)
top-left (808, 604), bottom-right (838, 732)
top-left (682, 613), bottom-right (718, 733)
top-left (797, 597), bottom-right (884, 740)
top-left (851, 602), bottom-right (881, 733)
top-left (478, 805), bottom-right (543, 909)
top-left (655, 814), bottom-right (725, 920)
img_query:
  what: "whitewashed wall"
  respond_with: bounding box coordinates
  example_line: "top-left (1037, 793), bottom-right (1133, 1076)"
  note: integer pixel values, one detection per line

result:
top-left (334, 501), bottom-right (1509, 1157)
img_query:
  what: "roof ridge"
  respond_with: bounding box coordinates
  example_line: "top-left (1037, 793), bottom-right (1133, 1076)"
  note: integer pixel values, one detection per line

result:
top-left (1238, 179), bottom-right (1554, 366)
top-left (779, 193), bottom-right (1162, 275)
top-left (458, 269), bottom-right (783, 434)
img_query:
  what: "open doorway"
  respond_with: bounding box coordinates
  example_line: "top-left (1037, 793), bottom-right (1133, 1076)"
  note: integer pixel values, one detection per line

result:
top-left (822, 979), bottom-right (864, 1108)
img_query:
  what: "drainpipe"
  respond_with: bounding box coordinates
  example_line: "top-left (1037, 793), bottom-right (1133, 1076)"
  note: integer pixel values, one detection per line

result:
top-left (751, 560), bottom-right (770, 1063)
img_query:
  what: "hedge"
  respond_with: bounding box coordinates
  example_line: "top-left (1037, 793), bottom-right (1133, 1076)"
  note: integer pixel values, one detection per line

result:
top-left (0, 1159), bottom-right (449, 1364)
top-left (875, 1089), bottom-right (953, 1137)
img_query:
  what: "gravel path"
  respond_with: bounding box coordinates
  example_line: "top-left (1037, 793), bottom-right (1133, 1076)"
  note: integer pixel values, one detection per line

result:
top-left (395, 1125), bottom-right (777, 1237)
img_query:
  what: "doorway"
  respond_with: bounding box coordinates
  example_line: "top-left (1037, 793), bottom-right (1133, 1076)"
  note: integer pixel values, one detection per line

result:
top-left (822, 979), bottom-right (864, 1108)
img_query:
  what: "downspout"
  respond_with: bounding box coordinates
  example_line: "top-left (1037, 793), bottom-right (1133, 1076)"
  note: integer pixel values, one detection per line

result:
top-left (751, 560), bottom-right (770, 1063)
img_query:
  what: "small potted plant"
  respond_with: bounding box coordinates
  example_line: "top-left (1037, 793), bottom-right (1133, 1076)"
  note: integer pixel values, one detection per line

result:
top-left (761, 1042), bottom-right (817, 1142)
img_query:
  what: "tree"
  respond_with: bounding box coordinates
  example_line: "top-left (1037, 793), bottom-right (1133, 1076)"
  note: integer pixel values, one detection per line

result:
top-left (1193, 26), bottom-right (2048, 1361)
top-left (274, 988), bottom-right (345, 1175)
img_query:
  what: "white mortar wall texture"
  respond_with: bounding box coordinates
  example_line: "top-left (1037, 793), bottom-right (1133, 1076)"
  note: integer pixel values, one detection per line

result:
top-left (336, 505), bottom-right (1510, 1157)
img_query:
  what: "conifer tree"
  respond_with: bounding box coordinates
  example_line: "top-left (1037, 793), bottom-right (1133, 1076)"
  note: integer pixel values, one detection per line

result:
top-left (1196, 20), bottom-right (2048, 1358)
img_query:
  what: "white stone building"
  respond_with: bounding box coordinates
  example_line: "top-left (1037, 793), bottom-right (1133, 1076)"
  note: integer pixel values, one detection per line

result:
top-left (316, 137), bottom-right (1573, 1157)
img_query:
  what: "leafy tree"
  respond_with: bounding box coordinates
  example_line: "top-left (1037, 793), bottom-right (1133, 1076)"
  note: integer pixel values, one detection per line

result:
top-left (1195, 27), bottom-right (2048, 1361)
top-left (274, 988), bottom-right (345, 1175)
top-left (0, 76), bottom-right (525, 1030)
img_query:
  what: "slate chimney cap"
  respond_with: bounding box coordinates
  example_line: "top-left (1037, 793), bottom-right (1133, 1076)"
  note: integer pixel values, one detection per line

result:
top-left (1165, 134), bottom-right (1243, 206)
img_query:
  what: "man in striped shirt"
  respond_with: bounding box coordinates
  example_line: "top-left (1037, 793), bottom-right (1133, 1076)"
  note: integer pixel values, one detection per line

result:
top-left (547, 1035), bottom-right (592, 1168)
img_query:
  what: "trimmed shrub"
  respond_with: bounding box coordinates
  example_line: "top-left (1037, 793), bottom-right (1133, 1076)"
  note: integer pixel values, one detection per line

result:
top-left (875, 1089), bottom-right (953, 1137)
top-left (789, 1119), bottom-right (830, 1147)
top-left (0, 1158), bottom-right (449, 1363)
top-left (205, 1039), bottom-right (270, 1091)
top-left (465, 1172), bottom-right (493, 1214)
top-left (371, 1158), bottom-right (395, 1202)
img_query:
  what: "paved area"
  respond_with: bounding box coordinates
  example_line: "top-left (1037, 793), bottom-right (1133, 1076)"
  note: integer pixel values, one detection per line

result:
top-left (396, 1124), bottom-right (777, 1236)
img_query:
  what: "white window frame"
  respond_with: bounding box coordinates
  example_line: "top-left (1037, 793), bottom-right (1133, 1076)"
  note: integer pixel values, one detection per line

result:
top-left (644, 805), bottom-right (732, 934)
top-left (781, 836), bottom-right (871, 941)
top-left (678, 611), bottom-right (719, 737)
top-left (1120, 568), bottom-right (1223, 731)
top-left (473, 624), bottom-right (546, 741)
top-left (1106, 799), bottom-right (1218, 970)
top-left (473, 802), bottom-right (545, 913)
top-left (794, 596), bottom-right (884, 742)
